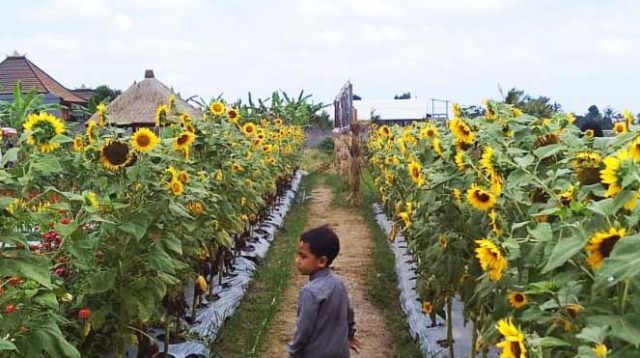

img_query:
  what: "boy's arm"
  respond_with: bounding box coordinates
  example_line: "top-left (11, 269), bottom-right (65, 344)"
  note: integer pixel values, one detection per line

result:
top-left (347, 295), bottom-right (356, 338)
top-left (288, 288), bottom-right (319, 358)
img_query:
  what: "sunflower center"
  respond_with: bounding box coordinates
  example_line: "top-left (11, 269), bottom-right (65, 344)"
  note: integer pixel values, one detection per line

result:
top-left (229, 111), bottom-right (237, 119)
top-left (476, 191), bottom-right (491, 202)
top-left (136, 134), bottom-right (151, 147)
top-left (514, 294), bottom-right (524, 303)
top-left (510, 341), bottom-right (522, 357)
top-left (177, 134), bottom-right (189, 145)
top-left (599, 235), bottom-right (621, 258)
top-left (104, 142), bottom-right (130, 165)
top-left (412, 167), bottom-right (420, 178)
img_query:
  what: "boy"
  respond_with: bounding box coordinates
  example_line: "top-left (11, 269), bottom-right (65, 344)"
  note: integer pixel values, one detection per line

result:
top-left (288, 225), bottom-right (361, 358)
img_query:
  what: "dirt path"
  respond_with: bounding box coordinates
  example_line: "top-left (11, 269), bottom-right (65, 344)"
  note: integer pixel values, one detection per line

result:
top-left (264, 185), bottom-right (394, 357)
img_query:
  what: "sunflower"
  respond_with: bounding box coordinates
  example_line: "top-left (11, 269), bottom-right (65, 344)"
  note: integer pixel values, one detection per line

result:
top-left (475, 239), bottom-right (508, 281)
top-left (378, 125), bottom-right (391, 138)
top-left (131, 128), bottom-right (159, 153)
top-left (274, 117), bottom-right (283, 126)
top-left (420, 124), bottom-right (439, 139)
top-left (23, 112), bottom-right (65, 153)
top-left (600, 150), bottom-right (634, 197)
top-left (452, 102), bottom-right (461, 118)
top-left (214, 170), bottom-right (224, 182)
top-left (467, 184), bottom-right (497, 211)
top-left (99, 140), bottom-right (133, 171)
top-left (584, 129), bottom-right (595, 139)
top-left (586, 227), bottom-right (625, 269)
top-left (489, 209), bottom-right (502, 235)
top-left (232, 163), bottom-right (243, 173)
top-left (242, 122), bottom-right (256, 137)
top-left (508, 292), bottom-right (528, 309)
top-left (624, 191), bottom-right (640, 211)
top-left (490, 173), bottom-right (503, 196)
top-left (96, 103), bottom-right (107, 126)
top-left (209, 101), bottom-right (226, 116)
top-left (592, 343), bottom-right (609, 358)
top-left (180, 113), bottom-right (191, 126)
top-left (624, 109), bottom-right (634, 128)
top-left (573, 151), bottom-right (602, 185)
top-left (227, 108), bottom-right (241, 124)
top-left (564, 304), bottom-right (582, 318)
top-left (73, 135), bottom-right (85, 152)
top-left (268, 157), bottom-right (277, 166)
top-left (166, 166), bottom-right (179, 181)
top-left (195, 275), bottom-right (208, 293)
top-left (557, 186), bottom-right (574, 206)
top-left (628, 137), bottom-right (640, 161)
top-left (178, 171), bottom-right (189, 183)
top-left (407, 161), bottom-right (423, 185)
top-left (613, 121), bottom-right (627, 135)
top-left (86, 120), bottom-right (99, 145)
top-left (512, 107), bottom-right (523, 117)
top-left (480, 146), bottom-right (495, 172)
top-left (535, 132), bottom-right (560, 148)
top-left (187, 201), bottom-right (204, 215)
top-left (86, 192), bottom-right (100, 209)
top-left (449, 118), bottom-right (474, 144)
top-left (169, 179), bottom-right (184, 196)
top-left (453, 188), bottom-right (462, 204)
top-left (496, 318), bottom-right (527, 358)
top-left (454, 150), bottom-right (465, 171)
top-left (432, 138), bottom-right (443, 156)
top-left (422, 301), bottom-right (433, 315)
top-left (439, 235), bottom-right (448, 249)
top-left (174, 131), bottom-right (195, 151)
top-left (155, 104), bottom-right (170, 126)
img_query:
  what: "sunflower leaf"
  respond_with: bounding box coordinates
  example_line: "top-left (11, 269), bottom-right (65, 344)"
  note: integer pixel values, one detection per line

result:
top-left (595, 235), bottom-right (640, 288)
top-left (534, 144), bottom-right (563, 160)
top-left (530, 336), bottom-right (571, 348)
top-left (541, 234), bottom-right (587, 274)
top-left (528, 223), bottom-right (552, 241)
top-left (576, 325), bottom-right (609, 344)
top-left (586, 315), bottom-right (640, 346)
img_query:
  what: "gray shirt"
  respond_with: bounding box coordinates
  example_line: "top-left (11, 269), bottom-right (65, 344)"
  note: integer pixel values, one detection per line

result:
top-left (288, 268), bottom-right (355, 358)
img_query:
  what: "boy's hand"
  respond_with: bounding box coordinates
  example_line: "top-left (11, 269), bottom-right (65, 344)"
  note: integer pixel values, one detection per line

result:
top-left (349, 336), bottom-right (361, 354)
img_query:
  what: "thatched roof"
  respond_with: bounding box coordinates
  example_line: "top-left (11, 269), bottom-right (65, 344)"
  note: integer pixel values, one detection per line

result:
top-left (89, 70), bottom-right (202, 126)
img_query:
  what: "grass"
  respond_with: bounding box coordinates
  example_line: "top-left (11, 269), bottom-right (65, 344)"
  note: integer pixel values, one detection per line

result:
top-left (325, 170), bottom-right (424, 358)
top-left (210, 173), bottom-right (318, 358)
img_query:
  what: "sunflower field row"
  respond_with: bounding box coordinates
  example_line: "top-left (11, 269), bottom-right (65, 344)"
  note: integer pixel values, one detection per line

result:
top-left (0, 97), bottom-right (305, 357)
top-left (368, 102), bottom-right (640, 358)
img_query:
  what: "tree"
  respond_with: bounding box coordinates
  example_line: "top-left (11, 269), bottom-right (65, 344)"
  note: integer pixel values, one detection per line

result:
top-left (88, 85), bottom-right (122, 112)
top-left (503, 87), bottom-right (557, 118)
top-left (394, 92), bottom-right (411, 100)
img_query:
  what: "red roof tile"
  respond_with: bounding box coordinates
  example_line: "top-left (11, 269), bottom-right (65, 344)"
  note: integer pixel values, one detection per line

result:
top-left (0, 55), bottom-right (86, 104)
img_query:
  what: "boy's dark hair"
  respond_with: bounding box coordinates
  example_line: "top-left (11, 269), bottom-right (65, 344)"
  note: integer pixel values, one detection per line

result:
top-left (300, 225), bottom-right (340, 265)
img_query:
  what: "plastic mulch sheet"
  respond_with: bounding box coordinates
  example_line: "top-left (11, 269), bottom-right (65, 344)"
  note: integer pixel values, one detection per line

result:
top-left (372, 203), bottom-right (481, 358)
top-left (123, 170), bottom-right (306, 358)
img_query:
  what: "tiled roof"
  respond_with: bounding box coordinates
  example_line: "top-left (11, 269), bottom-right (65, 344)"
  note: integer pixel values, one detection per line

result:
top-left (0, 55), bottom-right (86, 103)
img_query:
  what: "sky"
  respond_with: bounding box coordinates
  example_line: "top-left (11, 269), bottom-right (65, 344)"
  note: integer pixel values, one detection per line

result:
top-left (1, 0), bottom-right (638, 114)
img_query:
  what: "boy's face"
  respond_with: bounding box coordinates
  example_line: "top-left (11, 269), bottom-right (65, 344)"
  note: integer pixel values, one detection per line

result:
top-left (295, 241), bottom-right (327, 275)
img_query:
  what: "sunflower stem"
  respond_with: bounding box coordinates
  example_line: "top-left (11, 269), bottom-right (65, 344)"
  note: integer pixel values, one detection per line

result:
top-left (447, 295), bottom-right (455, 358)
top-left (470, 314), bottom-right (478, 358)
top-left (163, 314), bottom-right (170, 355)
top-left (619, 279), bottom-right (629, 314)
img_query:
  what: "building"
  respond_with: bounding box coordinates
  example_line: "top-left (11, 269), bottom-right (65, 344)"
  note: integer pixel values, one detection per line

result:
top-left (353, 99), bottom-right (431, 125)
top-left (0, 53), bottom-right (88, 121)
top-left (87, 69), bottom-right (201, 128)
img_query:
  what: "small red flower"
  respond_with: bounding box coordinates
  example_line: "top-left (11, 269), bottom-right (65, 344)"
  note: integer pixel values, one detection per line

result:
top-left (60, 217), bottom-right (72, 225)
top-left (78, 308), bottom-right (91, 320)
top-left (8, 276), bottom-right (23, 286)
top-left (4, 304), bottom-right (19, 314)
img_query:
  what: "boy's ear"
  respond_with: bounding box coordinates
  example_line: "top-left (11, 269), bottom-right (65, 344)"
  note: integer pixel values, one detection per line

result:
top-left (318, 256), bottom-right (329, 267)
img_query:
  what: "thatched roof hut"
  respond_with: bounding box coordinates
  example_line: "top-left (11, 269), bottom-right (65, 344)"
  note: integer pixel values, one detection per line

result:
top-left (89, 69), bottom-right (202, 127)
